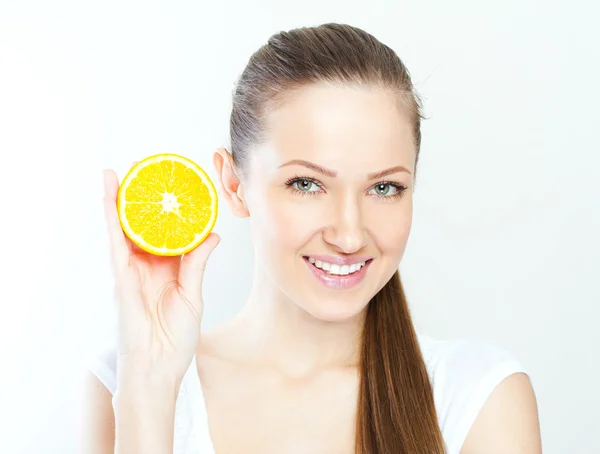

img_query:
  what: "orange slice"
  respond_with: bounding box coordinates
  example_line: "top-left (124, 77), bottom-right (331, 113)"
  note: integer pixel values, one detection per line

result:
top-left (117, 153), bottom-right (218, 256)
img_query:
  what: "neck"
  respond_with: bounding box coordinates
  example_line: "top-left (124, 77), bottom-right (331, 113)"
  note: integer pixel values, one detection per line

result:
top-left (226, 269), bottom-right (366, 379)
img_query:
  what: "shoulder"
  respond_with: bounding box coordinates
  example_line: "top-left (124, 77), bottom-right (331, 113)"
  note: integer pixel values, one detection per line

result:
top-left (460, 371), bottom-right (541, 453)
top-left (417, 334), bottom-right (540, 454)
top-left (85, 344), bottom-right (118, 394)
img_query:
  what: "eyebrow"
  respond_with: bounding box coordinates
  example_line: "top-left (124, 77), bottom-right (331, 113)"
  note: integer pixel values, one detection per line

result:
top-left (278, 159), bottom-right (411, 179)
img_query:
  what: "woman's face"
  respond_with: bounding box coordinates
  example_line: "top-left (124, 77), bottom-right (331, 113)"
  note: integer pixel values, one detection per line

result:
top-left (241, 83), bottom-right (416, 322)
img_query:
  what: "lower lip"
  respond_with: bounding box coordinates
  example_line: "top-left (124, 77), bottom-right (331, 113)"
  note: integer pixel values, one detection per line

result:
top-left (303, 257), bottom-right (373, 290)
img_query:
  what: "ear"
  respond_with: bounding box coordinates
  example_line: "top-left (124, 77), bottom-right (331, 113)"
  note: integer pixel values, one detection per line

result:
top-left (213, 147), bottom-right (250, 218)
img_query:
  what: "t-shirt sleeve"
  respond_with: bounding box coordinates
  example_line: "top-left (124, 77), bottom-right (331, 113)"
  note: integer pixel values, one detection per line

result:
top-left (425, 338), bottom-right (528, 454)
top-left (85, 345), bottom-right (118, 395)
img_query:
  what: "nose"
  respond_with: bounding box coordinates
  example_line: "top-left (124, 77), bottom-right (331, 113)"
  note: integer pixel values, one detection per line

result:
top-left (322, 194), bottom-right (368, 254)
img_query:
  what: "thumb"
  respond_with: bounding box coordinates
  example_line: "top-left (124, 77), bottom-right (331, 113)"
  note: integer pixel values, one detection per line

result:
top-left (178, 232), bottom-right (220, 311)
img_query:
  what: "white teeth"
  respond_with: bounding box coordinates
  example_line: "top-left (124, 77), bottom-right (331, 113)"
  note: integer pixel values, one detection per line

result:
top-left (307, 257), bottom-right (368, 276)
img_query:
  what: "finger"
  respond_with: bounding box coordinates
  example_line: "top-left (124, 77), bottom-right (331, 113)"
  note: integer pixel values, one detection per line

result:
top-left (102, 169), bottom-right (130, 273)
top-left (178, 232), bottom-right (221, 312)
top-left (113, 160), bottom-right (145, 257)
top-left (122, 160), bottom-right (149, 256)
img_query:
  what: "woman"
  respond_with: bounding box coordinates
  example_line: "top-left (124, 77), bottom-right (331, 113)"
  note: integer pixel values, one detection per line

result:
top-left (84, 23), bottom-right (542, 453)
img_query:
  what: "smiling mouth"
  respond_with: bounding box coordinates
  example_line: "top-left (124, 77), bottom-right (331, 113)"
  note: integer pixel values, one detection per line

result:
top-left (302, 256), bottom-right (374, 276)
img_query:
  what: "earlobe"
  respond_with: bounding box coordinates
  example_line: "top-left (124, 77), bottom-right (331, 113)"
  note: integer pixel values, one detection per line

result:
top-left (212, 148), bottom-right (250, 218)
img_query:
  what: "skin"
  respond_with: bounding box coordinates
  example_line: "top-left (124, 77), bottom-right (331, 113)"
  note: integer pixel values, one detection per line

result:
top-left (83, 83), bottom-right (542, 453)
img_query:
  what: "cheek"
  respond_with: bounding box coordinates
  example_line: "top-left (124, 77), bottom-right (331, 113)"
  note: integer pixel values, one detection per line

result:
top-left (274, 199), bottom-right (326, 246)
top-left (369, 202), bottom-right (412, 256)
top-left (251, 191), bottom-right (325, 252)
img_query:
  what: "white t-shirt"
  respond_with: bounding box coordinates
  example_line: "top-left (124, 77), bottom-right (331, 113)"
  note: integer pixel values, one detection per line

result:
top-left (87, 334), bottom-right (527, 454)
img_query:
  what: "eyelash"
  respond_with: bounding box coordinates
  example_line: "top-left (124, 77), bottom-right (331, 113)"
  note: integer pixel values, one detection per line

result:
top-left (284, 175), bottom-right (408, 200)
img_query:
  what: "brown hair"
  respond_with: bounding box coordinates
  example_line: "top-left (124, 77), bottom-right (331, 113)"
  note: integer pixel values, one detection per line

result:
top-left (227, 23), bottom-right (446, 454)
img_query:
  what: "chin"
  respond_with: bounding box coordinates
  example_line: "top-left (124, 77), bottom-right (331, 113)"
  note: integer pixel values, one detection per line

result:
top-left (298, 297), bottom-right (369, 323)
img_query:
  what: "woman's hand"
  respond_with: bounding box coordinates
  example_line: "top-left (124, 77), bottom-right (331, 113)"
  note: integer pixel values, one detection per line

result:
top-left (102, 163), bottom-right (220, 387)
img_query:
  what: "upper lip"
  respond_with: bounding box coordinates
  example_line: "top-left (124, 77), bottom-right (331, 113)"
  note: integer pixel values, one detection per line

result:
top-left (304, 254), bottom-right (373, 266)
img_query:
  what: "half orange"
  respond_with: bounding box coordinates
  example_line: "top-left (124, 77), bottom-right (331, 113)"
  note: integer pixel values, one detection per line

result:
top-left (117, 153), bottom-right (218, 256)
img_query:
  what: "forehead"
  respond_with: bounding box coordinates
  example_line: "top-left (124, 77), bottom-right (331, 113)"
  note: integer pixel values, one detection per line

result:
top-left (257, 83), bottom-right (416, 175)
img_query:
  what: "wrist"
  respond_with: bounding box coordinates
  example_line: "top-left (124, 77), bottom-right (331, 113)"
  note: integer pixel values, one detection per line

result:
top-left (116, 356), bottom-right (183, 393)
top-left (112, 379), bottom-right (178, 454)
top-left (113, 378), bottom-right (180, 407)
top-left (113, 361), bottom-right (182, 419)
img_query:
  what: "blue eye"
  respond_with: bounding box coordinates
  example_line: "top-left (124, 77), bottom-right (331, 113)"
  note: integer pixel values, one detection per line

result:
top-left (370, 183), bottom-right (397, 196)
top-left (293, 179), bottom-right (319, 192)
top-left (368, 181), bottom-right (408, 199)
top-left (285, 177), bottom-right (323, 196)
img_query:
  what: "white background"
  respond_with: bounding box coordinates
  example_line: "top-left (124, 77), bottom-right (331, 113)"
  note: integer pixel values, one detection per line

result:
top-left (1, 0), bottom-right (598, 452)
